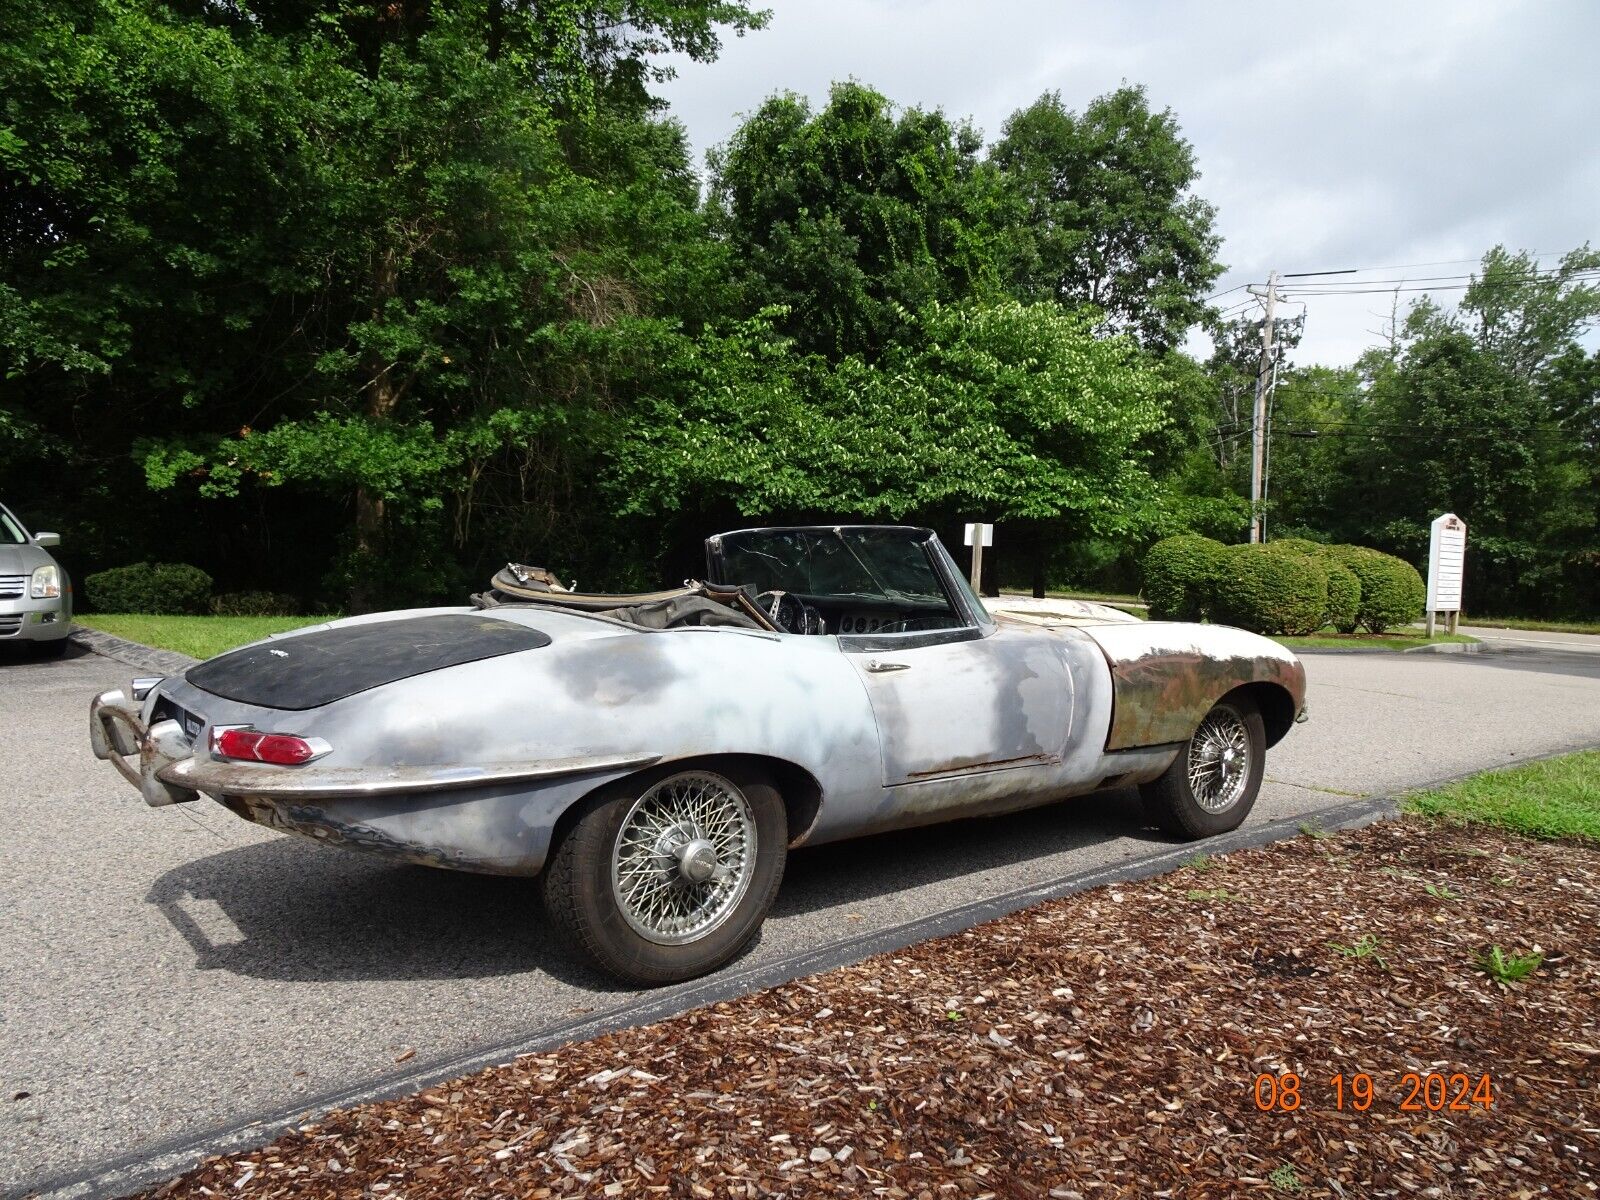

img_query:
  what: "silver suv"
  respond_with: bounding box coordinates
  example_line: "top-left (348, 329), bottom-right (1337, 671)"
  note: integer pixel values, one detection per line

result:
top-left (0, 502), bottom-right (71, 657)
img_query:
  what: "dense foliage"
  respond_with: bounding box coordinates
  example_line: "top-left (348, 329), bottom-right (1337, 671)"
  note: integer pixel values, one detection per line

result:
top-left (3, 2), bottom-right (1594, 617)
top-left (1320, 561), bottom-right (1361, 633)
top-left (991, 87), bottom-right (1222, 352)
top-left (1146, 536), bottom-right (1424, 636)
top-left (1325, 546), bottom-right (1426, 634)
top-left (1254, 248), bottom-right (1600, 617)
top-left (1141, 534), bottom-right (1225, 621)
top-left (1209, 544), bottom-right (1327, 637)
top-left (84, 562), bottom-right (213, 614)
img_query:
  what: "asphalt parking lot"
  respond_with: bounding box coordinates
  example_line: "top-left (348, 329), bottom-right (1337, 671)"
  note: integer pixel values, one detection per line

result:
top-left (3, 636), bottom-right (1599, 1196)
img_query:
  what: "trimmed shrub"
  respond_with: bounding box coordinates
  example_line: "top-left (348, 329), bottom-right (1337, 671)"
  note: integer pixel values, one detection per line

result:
top-left (1142, 534), bottom-right (1226, 621)
top-left (1211, 544), bottom-right (1329, 636)
top-left (211, 590), bottom-right (299, 617)
top-left (1323, 561), bottom-right (1361, 633)
top-left (1268, 538), bottom-right (1359, 632)
top-left (1326, 546), bottom-right (1425, 634)
top-left (1270, 537), bottom-right (1332, 559)
top-left (85, 561), bottom-right (213, 614)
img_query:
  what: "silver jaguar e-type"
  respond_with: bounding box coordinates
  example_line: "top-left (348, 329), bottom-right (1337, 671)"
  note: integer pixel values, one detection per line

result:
top-left (91, 525), bottom-right (1306, 984)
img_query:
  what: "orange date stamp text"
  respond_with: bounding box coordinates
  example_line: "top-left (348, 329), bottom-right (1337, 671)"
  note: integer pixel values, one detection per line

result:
top-left (1252, 1071), bottom-right (1495, 1113)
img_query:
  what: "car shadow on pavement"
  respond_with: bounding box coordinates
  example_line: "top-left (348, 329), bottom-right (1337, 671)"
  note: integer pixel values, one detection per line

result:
top-left (774, 786), bottom-right (1165, 916)
top-left (144, 787), bottom-right (1167, 992)
top-left (144, 841), bottom-right (619, 991)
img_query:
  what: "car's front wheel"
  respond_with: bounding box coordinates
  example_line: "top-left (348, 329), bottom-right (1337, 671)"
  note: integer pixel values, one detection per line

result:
top-left (542, 764), bottom-right (787, 985)
top-left (1139, 694), bottom-right (1265, 840)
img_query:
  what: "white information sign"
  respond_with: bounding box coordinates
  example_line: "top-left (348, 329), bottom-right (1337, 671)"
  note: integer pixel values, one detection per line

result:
top-left (964, 522), bottom-right (994, 592)
top-left (1425, 512), bottom-right (1467, 635)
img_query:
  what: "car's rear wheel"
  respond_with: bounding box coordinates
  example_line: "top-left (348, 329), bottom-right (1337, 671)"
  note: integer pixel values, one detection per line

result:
top-left (542, 764), bottom-right (787, 985)
top-left (1139, 694), bottom-right (1265, 840)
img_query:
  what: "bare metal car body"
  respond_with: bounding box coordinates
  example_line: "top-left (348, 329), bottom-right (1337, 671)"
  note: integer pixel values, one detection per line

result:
top-left (90, 527), bottom-right (1305, 879)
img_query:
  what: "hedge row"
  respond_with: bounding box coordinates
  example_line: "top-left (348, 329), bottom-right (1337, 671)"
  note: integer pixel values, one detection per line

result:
top-left (1142, 536), bottom-right (1424, 636)
top-left (84, 563), bottom-right (304, 617)
top-left (84, 562), bottom-right (214, 615)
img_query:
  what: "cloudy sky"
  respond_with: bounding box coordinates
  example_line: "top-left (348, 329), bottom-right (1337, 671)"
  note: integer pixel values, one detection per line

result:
top-left (657, 0), bottom-right (1599, 366)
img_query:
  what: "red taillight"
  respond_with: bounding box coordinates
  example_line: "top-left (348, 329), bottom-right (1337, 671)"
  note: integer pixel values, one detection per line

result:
top-left (211, 727), bottom-right (324, 765)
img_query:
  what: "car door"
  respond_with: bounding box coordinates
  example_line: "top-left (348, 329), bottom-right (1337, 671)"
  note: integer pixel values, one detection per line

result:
top-left (842, 623), bottom-right (1075, 787)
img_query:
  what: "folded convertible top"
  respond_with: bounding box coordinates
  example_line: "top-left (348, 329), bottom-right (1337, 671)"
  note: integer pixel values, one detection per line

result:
top-left (484, 564), bottom-right (774, 631)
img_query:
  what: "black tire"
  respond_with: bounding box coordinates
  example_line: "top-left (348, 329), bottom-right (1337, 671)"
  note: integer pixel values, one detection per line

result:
top-left (541, 762), bottom-right (787, 986)
top-left (1139, 694), bottom-right (1265, 840)
top-left (30, 638), bottom-right (69, 659)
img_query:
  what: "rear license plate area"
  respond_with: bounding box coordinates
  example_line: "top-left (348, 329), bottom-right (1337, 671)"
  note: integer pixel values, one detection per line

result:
top-left (151, 697), bottom-right (204, 743)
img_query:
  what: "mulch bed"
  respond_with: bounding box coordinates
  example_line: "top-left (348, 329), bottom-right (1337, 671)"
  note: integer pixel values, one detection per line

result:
top-left (139, 818), bottom-right (1599, 1198)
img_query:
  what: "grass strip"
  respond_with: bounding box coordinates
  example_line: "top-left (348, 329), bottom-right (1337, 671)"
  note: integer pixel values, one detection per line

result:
top-left (1462, 615), bottom-right (1600, 636)
top-left (76, 614), bottom-right (335, 660)
top-left (1404, 750), bottom-right (1600, 843)
top-left (1276, 631), bottom-right (1477, 650)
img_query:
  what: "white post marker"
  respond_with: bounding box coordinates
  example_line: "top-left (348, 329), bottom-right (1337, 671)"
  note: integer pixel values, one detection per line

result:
top-left (1425, 513), bottom-right (1467, 637)
top-left (964, 522), bottom-right (993, 593)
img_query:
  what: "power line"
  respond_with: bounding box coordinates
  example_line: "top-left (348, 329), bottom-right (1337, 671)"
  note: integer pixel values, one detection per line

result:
top-left (1278, 265), bottom-right (1600, 290)
top-left (1282, 273), bottom-right (1600, 298)
top-left (1207, 247), bottom-right (1594, 308)
top-left (1282, 247), bottom-right (1580, 277)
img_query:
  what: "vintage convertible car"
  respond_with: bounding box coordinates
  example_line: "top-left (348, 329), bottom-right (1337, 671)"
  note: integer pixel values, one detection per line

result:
top-left (91, 526), bottom-right (1306, 985)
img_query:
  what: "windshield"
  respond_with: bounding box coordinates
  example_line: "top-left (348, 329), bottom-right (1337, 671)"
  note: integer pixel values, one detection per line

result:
top-left (714, 528), bottom-right (953, 609)
top-left (0, 507), bottom-right (27, 545)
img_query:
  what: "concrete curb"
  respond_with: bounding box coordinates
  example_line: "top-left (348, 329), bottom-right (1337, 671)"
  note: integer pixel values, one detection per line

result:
top-left (1292, 640), bottom-right (1483, 656)
top-left (1404, 640), bottom-right (1483, 655)
top-left (22, 793), bottom-right (1405, 1200)
top-left (69, 626), bottom-right (199, 676)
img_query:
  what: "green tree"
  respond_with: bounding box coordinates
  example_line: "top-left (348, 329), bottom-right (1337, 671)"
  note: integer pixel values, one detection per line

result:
top-left (609, 300), bottom-right (1171, 542)
top-left (991, 86), bottom-right (1223, 351)
top-left (708, 82), bottom-right (1018, 360)
top-left (2, 0), bottom-right (763, 608)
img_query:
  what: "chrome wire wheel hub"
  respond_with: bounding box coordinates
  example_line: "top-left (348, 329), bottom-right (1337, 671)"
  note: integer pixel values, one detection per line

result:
top-left (1187, 708), bottom-right (1251, 814)
top-left (610, 772), bottom-right (756, 945)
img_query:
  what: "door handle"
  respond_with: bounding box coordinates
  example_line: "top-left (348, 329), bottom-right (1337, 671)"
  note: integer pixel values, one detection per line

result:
top-left (864, 659), bottom-right (911, 673)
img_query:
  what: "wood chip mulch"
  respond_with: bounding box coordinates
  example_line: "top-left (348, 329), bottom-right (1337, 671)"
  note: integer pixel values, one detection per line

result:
top-left (139, 818), bottom-right (1600, 1199)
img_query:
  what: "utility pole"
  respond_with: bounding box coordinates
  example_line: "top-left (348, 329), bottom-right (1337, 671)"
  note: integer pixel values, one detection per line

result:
top-left (1246, 270), bottom-right (1284, 543)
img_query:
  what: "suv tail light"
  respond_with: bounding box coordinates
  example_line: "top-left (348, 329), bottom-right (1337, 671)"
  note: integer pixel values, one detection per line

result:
top-left (211, 727), bottom-right (330, 765)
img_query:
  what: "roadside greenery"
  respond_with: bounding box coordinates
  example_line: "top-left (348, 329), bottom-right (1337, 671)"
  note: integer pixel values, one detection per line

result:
top-left (1462, 616), bottom-right (1600, 636)
top-left (1142, 534), bottom-right (1223, 621)
top-left (1141, 535), bottom-right (1424, 637)
top-left (3, 1), bottom-right (1596, 616)
top-left (1274, 632), bottom-right (1476, 651)
top-left (76, 614), bottom-right (334, 660)
top-left (84, 563), bottom-right (213, 615)
top-left (1404, 751), bottom-right (1600, 843)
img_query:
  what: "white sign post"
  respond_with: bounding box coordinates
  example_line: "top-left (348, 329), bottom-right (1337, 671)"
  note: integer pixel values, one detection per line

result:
top-left (1425, 512), bottom-right (1467, 637)
top-left (963, 522), bottom-right (994, 593)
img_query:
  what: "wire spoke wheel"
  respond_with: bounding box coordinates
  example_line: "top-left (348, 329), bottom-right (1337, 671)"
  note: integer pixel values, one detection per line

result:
top-left (610, 771), bottom-right (757, 946)
top-left (1186, 707), bottom-right (1252, 813)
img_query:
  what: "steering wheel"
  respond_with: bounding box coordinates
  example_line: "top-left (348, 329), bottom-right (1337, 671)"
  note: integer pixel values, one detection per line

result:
top-left (758, 590), bottom-right (806, 634)
top-left (756, 591), bottom-right (824, 634)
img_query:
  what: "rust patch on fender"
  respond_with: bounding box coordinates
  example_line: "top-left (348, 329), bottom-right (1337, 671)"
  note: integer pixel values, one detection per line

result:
top-left (1086, 624), bottom-right (1306, 751)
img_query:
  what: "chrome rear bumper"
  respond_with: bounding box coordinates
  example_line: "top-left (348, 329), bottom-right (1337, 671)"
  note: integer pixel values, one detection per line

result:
top-left (89, 689), bottom-right (199, 806)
